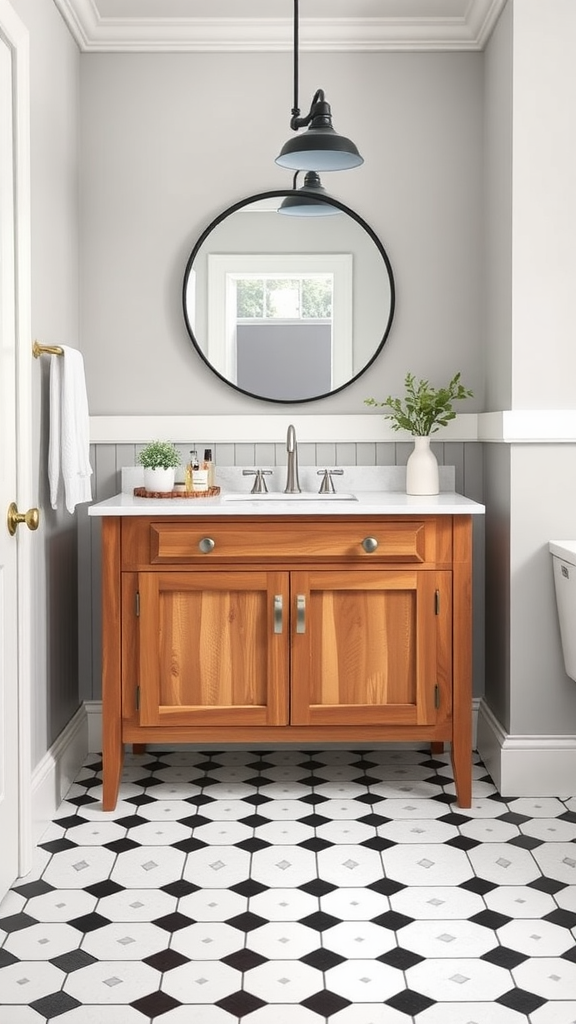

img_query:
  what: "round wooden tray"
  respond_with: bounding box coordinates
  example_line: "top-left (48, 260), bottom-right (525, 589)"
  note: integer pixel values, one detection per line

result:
top-left (134, 486), bottom-right (221, 499)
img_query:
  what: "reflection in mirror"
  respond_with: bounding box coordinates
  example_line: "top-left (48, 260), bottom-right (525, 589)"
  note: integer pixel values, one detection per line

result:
top-left (182, 192), bottom-right (395, 404)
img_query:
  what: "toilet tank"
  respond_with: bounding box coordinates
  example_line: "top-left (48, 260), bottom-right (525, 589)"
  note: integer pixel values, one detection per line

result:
top-left (550, 541), bottom-right (576, 682)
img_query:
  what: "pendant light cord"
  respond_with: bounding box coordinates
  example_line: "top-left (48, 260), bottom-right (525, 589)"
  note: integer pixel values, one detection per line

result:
top-left (290, 0), bottom-right (300, 125)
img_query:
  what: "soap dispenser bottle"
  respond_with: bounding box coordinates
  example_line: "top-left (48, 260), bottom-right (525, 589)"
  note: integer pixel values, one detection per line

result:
top-left (185, 449), bottom-right (199, 493)
top-left (203, 448), bottom-right (215, 488)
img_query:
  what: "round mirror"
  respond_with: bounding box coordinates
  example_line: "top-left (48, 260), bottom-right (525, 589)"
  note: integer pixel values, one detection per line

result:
top-left (182, 191), bottom-right (395, 404)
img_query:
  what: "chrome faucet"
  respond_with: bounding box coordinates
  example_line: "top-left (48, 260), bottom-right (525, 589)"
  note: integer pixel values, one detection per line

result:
top-left (284, 424), bottom-right (301, 493)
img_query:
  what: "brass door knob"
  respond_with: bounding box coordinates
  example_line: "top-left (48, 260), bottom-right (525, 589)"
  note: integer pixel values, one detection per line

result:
top-left (7, 502), bottom-right (40, 537)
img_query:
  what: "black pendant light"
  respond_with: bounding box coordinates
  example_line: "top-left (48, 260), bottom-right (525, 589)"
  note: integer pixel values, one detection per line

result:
top-left (278, 171), bottom-right (341, 216)
top-left (275, 0), bottom-right (364, 173)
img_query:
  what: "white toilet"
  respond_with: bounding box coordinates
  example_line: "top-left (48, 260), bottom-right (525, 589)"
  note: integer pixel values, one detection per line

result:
top-left (550, 540), bottom-right (576, 681)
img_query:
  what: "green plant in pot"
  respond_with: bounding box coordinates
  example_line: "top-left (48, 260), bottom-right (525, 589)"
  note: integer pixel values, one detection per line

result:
top-left (137, 440), bottom-right (181, 493)
top-left (365, 372), bottom-right (473, 495)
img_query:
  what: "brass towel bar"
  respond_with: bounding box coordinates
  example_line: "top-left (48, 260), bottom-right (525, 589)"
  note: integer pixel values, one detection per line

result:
top-left (32, 340), bottom-right (64, 358)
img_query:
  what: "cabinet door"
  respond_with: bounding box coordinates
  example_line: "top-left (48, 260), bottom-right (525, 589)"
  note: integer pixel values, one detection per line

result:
top-left (290, 569), bottom-right (451, 727)
top-left (136, 571), bottom-right (289, 727)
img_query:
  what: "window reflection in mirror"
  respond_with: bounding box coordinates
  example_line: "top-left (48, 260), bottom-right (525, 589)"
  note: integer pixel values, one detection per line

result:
top-left (182, 192), bottom-right (395, 403)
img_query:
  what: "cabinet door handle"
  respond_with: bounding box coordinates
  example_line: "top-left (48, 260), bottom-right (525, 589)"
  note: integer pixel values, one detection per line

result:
top-left (274, 594), bottom-right (283, 633)
top-left (296, 594), bottom-right (306, 633)
top-left (198, 537), bottom-right (215, 553)
top-left (362, 536), bottom-right (378, 553)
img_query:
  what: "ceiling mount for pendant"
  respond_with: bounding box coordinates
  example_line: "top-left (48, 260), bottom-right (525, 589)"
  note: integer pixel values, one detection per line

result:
top-left (275, 0), bottom-right (364, 173)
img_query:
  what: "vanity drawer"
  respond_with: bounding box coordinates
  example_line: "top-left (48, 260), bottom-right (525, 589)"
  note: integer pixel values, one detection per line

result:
top-left (121, 517), bottom-right (449, 567)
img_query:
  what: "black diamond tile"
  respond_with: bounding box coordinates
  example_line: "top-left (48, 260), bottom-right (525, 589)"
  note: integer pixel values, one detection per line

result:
top-left (438, 811), bottom-right (471, 826)
top-left (351, 758), bottom-right (378, 769)
top-left (546, 908), bottom-right (576, 929)
top-left (114, 813), bottom-right (148, 829)
top-left (132, 775), bottom-right (164, 788)
top-left (562, 946), bottom-right (576, 964)
top-left (236, 837), bottom-right (272, 853)
top-left (160, 880), bottom-right (199, 899)
top-left (300, 813), bottom-right (331, 828)
top-left (104, 837), bottom-right (141, 854)
top-left (368, 877), bottom-right (407, 897)
top-left (230, 878), bottom-right (269, 898)
top-left (301, 990), bottom-right (352, 1016)
top-left (0, 949), bottom-right (18, 968)
top-left (496, 988), bottom-right (547, 1014)
top-left (12, 879), bottom-right (55, 899)
top-left (358, 812), bottom-right (392, 827)
top-left (529, 875), bottom-right (568, 895)
top-left (299, 793), bottom-right (329, 805)
top-left (141, 759), bottom-right (171, 771)
top-left (67, 794), bottom-right (97, 807)
top-left (39, 837), bottom-right (78, 854)
top-left (459, 876), bottom-right (497, 896)
top-left (222, 948), bottom-right (268, 972)
top-left (226, 911), bottom-right (269, 932)
top-left (300, 947), bottom-right (346, 971)
top-left (178, 813), bottom-right (211, 829)
top-left (144, 948), bottom-right (191, 972)
top-left (173, 837), bottom-right (209, 853)
top-left (54, 814), bottom-right (89, 830)
top-left (30, 991), bottom-right (81, 1018)
top-left (125, 792), bottom-right (156, 807)
top-left (558, 810), bottom-right (576, 824)
top-left (496, 811), bottom-right (532, 824)
top-left (243, 793), bottom-right (270, 805)
top-left (300, 911), bottom-right (341, 932)
top-left (351, 774), bottom-right (381, 787)
top-left (378, 947), bottom-right (424, 970)
top-left (78, 776), bottom-right (102, 790)
top-left (239, 814), bottom-right (273, 829)
top-left (246, 760), bottom-right (275, 771)
top-left (85, 879), bottom-right (125, 899)
top-left (190, 792), bottom-right (217, 806)
top-left (298, 837), bottom-right (333, 852)
top-left (216, 990), bottom-right (267, 1017)
top-left (298, 878), bottom-right (338, 897)
top-left (84, 758), bottom-right (102, 771)
top-left (69, 912), bottom-right (111, 933)
top-left (508, 834), bottom-right (543, 850)
top-left (354, 792), bottom-right (379, 804)
top-left (430, 792), bottom-right (454, 803)
top-left (385, 989), bottom-right (435, 1015)
top-left (0, 912), bottom-right (38, 933)
top-left (469, 909), bottom-right (512, 930)
top-left (131, 991), bottom-right (182, 1017)
top-left (153, 912), bottom-right (195, 933)
top-left (361, 835), bottom-right (396, 851)
top-left (419, 758), bottom-right (446, 769)
top-left (445, 834), bottom-right (480, 851)
top-left (371, 910), bottom-right (414, 931)
top-left (50, 949), bottom-right (98, 973)
top-left (481, 945), bottom-right (529, 969)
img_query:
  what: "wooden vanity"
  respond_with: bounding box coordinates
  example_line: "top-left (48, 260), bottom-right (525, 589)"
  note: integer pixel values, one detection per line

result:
top-left (91, 494), bottom-right (483, 809)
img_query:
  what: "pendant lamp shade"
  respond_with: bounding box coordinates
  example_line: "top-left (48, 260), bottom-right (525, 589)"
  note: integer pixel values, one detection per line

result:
top-left (278, 171), bottom-right (341, 216)
top-left (276, 92), bottom-right (363, 172)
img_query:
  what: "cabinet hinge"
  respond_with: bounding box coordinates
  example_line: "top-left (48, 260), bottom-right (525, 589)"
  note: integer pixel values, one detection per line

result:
top-left (434, 589), bottom-right (440, 615)
top-left (434, 684), bottom-right (440, 709)
top-left (135, 590), bottom-right (140, 617)
top-left (136, 685), bottom-right (140, 711)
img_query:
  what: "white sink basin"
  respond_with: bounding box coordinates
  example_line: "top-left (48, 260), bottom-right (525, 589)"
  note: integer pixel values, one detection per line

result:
top-left (223, 491), bottom-right (358, 502)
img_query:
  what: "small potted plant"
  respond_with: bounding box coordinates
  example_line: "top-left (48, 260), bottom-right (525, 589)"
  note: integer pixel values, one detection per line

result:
top-left (365, 372), bottom-right (473, 494)
top-left (137, 440), bottom-right (181, 493)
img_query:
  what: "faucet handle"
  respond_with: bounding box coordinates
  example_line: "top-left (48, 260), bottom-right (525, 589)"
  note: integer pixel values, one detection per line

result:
top-left (317, 469), bottom-right (344, 494)
top-left (243, 468), bottom-right (272, 493)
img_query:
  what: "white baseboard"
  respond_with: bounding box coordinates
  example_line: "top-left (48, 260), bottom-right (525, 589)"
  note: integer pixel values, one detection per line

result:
top-left (477, 699), bottom-right (576, 798)
top-left (31, 704), bottom-right (89, 846)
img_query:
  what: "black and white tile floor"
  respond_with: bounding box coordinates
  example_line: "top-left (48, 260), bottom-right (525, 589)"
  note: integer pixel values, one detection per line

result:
top-left (2, 747), bottom-right (576, 1023)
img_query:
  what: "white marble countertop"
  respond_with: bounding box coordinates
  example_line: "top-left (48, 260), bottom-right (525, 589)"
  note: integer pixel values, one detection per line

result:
top-left (89, 490), bottom-right (485, 517)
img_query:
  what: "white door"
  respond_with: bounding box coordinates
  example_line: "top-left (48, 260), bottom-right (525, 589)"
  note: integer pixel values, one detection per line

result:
top-left (0, 2), bottom-right (33, 900)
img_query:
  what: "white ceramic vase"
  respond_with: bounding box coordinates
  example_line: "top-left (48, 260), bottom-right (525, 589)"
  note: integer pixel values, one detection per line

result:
top-left (143, 467), bottom-right (175, 493)
top-left (406, 436), bottom-right (439, 495)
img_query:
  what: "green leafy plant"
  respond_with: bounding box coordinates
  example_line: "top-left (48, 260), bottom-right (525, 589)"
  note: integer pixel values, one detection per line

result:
top-left (137, 440), bottom-right (181, 470)
top-left (365, 372), bottom-right (473, 436)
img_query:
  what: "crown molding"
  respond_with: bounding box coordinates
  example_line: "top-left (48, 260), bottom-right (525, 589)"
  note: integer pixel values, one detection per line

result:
top-left (53, 0), bottom-right (507, 53)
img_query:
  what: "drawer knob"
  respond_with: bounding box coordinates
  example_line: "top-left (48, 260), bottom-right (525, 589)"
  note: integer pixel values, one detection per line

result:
top-left (362, 536), bottom-right (378, 553)
top-left (198, 537), bottom-right (215, 553)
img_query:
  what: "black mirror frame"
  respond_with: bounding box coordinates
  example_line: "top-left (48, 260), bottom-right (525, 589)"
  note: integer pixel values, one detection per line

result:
top-left (182, 190), bottom-right (396, 404)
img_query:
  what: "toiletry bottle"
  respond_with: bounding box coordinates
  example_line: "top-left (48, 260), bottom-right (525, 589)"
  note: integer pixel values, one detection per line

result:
top-left (185, 449), bottom-right (199, 492)
top-left (203, 448), bottom-right (214, 488)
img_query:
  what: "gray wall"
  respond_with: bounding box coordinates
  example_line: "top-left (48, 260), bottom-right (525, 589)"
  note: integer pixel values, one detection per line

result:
top-left (79, 50), bottom-right (485, 416)
top-left (11, 0), bottom-right (81, 767)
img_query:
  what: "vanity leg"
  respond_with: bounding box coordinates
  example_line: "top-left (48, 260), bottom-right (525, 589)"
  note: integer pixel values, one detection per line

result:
top-left (133, 744), bottom-right (146, 755)
top-left (101, 517), bottom-right (123, 811)
top-left (430, 742), bottom-right (444, 755)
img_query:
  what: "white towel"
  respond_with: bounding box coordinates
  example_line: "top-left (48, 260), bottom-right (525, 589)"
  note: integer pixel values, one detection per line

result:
top-left (48, 345), bottom-right (93, 513)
